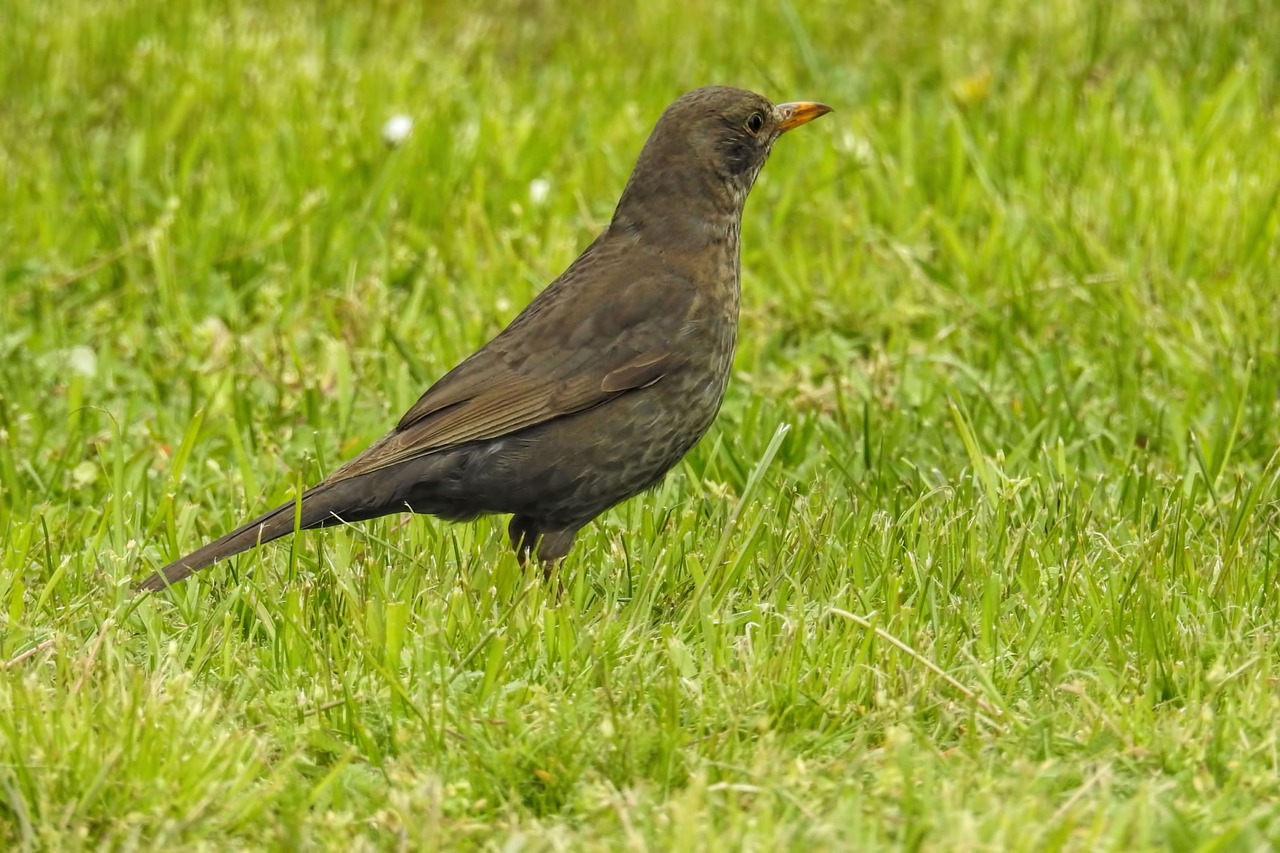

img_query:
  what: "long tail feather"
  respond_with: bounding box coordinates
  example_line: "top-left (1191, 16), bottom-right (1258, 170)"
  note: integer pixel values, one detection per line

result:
top-left (136, 484), bottom-right (341, 592)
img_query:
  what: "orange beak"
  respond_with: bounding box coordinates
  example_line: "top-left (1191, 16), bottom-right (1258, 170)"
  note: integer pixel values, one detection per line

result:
top-left (776, 101), bottom-right (834, 133)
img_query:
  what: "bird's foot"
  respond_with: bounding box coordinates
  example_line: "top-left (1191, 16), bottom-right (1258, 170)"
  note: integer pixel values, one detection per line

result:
top-left (507, 516), bottom-right (578, 585)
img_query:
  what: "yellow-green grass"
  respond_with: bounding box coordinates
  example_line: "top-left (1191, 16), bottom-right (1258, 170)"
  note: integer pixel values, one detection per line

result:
top-left (2, 0), bottom-right (1279, 848)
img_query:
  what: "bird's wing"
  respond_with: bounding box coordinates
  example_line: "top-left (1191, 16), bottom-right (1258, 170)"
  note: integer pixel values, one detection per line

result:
top-left (324, 269), bottom-right (692, 483)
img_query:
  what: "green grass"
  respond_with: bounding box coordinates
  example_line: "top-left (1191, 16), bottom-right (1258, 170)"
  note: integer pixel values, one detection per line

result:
top-left (3, 0), bottom-right (1280, 848)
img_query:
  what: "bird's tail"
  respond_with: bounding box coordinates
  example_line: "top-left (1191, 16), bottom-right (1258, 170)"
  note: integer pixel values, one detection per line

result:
top-left (136, 482), bottom-right (351, 592)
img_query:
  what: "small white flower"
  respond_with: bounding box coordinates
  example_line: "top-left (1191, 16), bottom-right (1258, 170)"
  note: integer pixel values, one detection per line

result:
top-left (836, 129), bottom-right (874, 167)
top-left (528, 177), bottom-right (551, 205)
top-left (63, 345), bottom-right (97, 378)
top-left (72, 461), bottom-right (98, 488)
top-left (381, 114), bottom-right (414, 147)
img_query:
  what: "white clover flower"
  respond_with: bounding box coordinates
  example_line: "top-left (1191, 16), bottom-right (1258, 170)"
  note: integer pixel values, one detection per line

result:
top-left (528, 177), bottom-right (551, 205)
top-left (381, 114), bottom-right (414, 147)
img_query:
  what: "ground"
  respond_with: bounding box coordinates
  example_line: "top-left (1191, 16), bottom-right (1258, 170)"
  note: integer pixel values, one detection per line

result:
top-left (2, 0), bottom-right (1279, 849)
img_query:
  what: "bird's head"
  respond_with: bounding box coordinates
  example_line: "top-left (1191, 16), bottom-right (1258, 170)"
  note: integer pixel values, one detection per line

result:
top-left (613, 86), bottom-right (832, 234)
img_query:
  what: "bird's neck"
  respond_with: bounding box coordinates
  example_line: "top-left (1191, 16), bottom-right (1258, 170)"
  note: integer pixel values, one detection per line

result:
top-left (609, 180), bottom-right (745, 258)
top-left (604, 195), bottom-right (742, 321)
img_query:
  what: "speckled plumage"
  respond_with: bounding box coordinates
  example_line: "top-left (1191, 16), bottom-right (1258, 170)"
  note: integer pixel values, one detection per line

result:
top-left (138, 86), bottom-right (830, 591)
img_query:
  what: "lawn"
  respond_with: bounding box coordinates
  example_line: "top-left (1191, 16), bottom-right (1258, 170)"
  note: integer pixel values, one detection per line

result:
top-left (3, 0), bottom-right (1280, 848)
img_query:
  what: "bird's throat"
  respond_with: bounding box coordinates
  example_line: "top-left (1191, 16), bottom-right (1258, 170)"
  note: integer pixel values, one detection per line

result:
top-left (610, 194), bottom-right (744, 257)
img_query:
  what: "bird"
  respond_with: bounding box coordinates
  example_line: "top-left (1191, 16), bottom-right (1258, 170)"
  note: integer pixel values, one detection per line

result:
top-left (137, 85), bottom-right (831, 592)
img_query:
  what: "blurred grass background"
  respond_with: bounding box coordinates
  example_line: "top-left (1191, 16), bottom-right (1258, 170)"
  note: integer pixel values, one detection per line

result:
top-left (2, 0), bottom-right (1279, 848)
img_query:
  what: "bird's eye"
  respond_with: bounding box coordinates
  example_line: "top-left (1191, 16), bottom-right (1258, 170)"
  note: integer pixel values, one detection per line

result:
top-left (745, 112), bottom-right (765, 135)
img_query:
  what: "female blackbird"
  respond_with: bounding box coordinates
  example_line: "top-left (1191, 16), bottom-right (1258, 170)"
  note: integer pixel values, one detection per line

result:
top-left (138, 86), bottom-right (830, 591)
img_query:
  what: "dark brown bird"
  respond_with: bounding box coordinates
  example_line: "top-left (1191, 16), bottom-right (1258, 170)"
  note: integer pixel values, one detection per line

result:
top-left (138, 86), bottom-right (831, 591)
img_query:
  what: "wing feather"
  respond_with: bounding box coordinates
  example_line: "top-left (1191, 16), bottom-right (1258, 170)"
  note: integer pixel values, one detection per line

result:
top-left (324, 266), bottom-right (690, 484)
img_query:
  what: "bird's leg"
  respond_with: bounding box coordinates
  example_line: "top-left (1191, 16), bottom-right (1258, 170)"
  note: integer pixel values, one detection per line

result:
top-left (508, 516), bottom-right (537, 567)
top-left (534, 527), bottom-right (578, 563)
top-left (507, 518), bottom-right (579, 583)
top-left (534, 527), bottom-right (578, 583)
